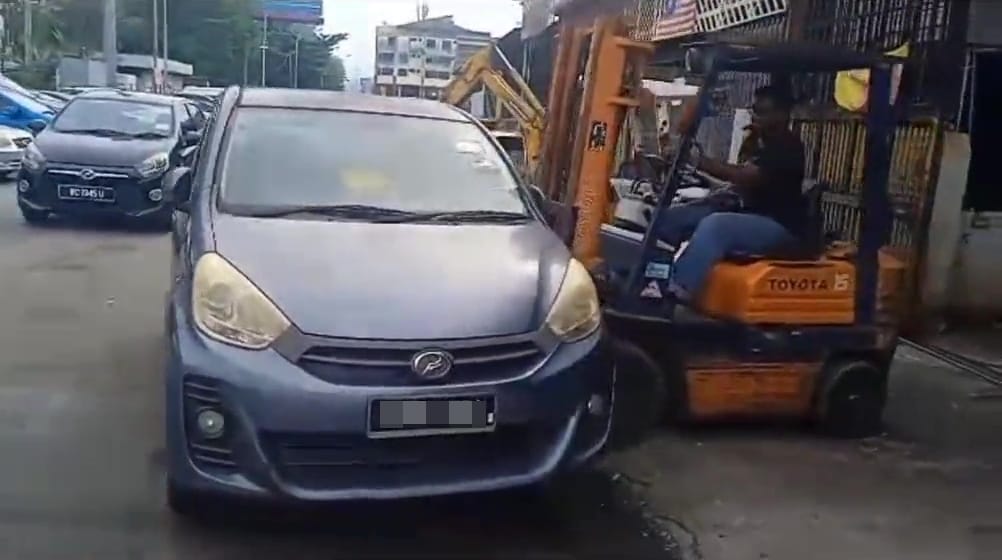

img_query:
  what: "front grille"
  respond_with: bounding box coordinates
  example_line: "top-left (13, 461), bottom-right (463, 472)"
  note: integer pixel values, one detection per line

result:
top-left (262, 427), bottom-right (550, 489)
top-left (32, 166), bottom-right (160, 214)
top-left (296, 339), bottom-right (545, 386)
top-left (182, 376), bottom-right (236, 471)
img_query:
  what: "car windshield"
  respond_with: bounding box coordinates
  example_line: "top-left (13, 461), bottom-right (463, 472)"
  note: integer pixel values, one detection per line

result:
top-left (52, 98), bottom-right (174, 136)
top-left (219, 108), bottom-right (529, 216)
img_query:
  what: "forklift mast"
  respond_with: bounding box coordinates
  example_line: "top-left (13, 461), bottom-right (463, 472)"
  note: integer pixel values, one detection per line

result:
top-left (541, 19), bottom-right (653, 270)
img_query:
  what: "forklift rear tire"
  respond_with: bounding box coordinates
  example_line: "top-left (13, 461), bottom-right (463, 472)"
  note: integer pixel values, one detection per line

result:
top-left (817, 360), bottom-right (886, 439)
top-left (608, 338), bottom-right (667, 450)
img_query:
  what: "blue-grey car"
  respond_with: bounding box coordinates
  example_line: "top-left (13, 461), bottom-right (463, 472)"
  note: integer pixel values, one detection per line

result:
top-left (163, 87), bottom-right (614, 513)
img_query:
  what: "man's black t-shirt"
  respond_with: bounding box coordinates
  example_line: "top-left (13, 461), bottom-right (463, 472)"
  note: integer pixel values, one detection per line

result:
top-left (740, 129), bottom-right (807, 237)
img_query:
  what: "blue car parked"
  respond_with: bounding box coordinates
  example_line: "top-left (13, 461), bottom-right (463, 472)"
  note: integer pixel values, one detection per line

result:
top-left (162, 87), bottom-right (614, 513)
top-left (0, 86), bottom-right (55, 132)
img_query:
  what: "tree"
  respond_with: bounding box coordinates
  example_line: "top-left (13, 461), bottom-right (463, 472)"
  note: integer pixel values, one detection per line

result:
top-left (2, 0), bottom-right (348, 89)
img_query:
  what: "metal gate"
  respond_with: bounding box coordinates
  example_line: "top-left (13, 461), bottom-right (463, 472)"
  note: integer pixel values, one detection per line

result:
top-left (795, 116), bottom-right (942, 326)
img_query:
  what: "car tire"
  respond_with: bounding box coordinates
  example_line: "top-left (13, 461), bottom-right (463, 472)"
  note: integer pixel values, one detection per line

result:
top-left (166, 480), bottom-right (205, 518)
top-left (149, 209), bottom-right (173, 231)
top-left (18, 204), bottom-right (48, 225)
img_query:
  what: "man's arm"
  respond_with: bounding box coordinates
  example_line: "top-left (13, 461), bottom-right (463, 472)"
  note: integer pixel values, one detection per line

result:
top-left (694, 155), bottom-right (764, 190)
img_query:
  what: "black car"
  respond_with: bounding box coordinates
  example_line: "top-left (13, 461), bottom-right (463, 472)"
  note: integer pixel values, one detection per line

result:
top-left (16, 90), bottom-right (203, 228)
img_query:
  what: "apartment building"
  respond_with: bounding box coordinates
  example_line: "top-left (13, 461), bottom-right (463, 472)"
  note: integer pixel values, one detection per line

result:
top-left (373, 15), bottom-right (491, 99)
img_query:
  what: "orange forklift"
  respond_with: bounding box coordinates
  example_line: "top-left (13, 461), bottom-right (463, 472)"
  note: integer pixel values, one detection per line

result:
top-left (531, 21), bottom-right (907, 442)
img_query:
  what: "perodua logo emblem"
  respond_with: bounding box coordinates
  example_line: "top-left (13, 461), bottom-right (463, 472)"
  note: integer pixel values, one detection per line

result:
top-left (79, 168), bottom-right (96, 181)
top-left (410, 350), bottom-right (454, 380)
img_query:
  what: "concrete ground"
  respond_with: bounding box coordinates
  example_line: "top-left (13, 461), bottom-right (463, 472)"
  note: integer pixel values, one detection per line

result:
top-left (2, 179), bottom-right (1000, 560)
top-left (605, 346), bottom-right (1002, 560)
top-left (0, 183), bottom-right (667, 559)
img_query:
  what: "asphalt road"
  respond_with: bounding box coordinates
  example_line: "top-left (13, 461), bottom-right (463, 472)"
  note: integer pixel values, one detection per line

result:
top-left (0, 183), bottom-right (672, 560)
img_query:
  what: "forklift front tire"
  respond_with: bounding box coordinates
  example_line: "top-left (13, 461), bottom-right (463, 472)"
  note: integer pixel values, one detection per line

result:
top-left (607, 338), bottom-right (667, 450)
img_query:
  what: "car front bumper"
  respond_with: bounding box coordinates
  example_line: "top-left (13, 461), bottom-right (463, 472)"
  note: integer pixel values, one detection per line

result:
top-left (0, 148), bottom-right (23, 173)
top-left (165, 296), bottom-right (614, 503)
top-left (17, 166), bottom-right (168, 219)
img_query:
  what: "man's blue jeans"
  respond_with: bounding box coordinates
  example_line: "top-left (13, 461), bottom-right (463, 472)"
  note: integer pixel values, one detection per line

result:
top-left (653, 204), bottom-right (795, 298)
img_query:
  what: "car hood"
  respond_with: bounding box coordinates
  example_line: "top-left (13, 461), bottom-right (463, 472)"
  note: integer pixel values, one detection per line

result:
top-left (34, 130), bottom-right (171, 167)
top-left (212, 215), bottom-right (571, 340)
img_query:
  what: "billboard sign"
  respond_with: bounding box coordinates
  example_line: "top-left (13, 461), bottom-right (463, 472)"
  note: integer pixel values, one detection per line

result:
top-left (257, 0), bottom-right (323, 24)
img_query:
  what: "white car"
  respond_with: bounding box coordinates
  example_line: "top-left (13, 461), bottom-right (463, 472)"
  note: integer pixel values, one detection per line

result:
top-left (0, 125), bottom-right (32, 178)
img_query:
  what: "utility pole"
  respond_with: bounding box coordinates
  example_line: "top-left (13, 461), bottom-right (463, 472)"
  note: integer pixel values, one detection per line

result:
top-left (152, 0), bottom-right (159, 92)
top-left (23, 0), bottom-right (31, 65)
top-left (103, 0), bottom-right (117, 87)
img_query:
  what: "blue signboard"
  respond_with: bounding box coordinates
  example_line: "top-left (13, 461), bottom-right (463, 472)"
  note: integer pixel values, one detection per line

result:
top-left (258, 0), bottom-right (323, 24)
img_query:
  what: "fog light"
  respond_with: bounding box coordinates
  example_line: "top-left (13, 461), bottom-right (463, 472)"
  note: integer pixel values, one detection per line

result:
top-left (586, 394), bottom-right (607, 416)
top-left (148, 188), bottom-right (164, 202)
top-left (17, 180), bottom-right (29, 193)
top-left (196, 409), bottom-right (225, 439)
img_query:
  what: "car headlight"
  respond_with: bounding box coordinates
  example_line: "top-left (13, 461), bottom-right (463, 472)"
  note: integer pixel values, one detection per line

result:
top-left (135, 152), bottom-right (169, 178)
top-left (545, 259), bottom-right (601, 342)
top-left (192, 253), bottom-right (291, 350)
top-left (21, 142), bottom-right (45, 171)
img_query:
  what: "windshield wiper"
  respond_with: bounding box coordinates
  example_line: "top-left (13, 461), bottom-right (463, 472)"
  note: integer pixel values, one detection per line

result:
top-left (125, 131), bottom-right (170, 139)
top-left (58, 128), bottom-right (129, 137)
top-left (242, 204), bottom-right (419, 220)
top-left (383, 210), bottom-right (532, 224)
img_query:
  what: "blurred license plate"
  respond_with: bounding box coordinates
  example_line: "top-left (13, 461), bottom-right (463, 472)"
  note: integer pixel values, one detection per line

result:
top-left (369, 397), bottom-right (495, 438)
top-left (58, 185), bottom-right (115, 203)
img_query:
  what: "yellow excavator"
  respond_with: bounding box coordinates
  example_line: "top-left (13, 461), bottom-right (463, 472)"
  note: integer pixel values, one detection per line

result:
top-left (442, 44), bottom-right (546, 180)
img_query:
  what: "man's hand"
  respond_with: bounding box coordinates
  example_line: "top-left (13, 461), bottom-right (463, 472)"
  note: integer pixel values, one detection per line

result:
top-left (686, 142), bottom-right (703, 167)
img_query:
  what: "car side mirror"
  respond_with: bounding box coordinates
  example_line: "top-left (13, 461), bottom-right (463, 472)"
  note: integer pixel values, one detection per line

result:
top-left (183, 130), bottom-right (201, 147)
top-left (27, 119), bottom-right (47, 134)
top-left (164, 166), bottom-right (193, 212)
top-left (527, 184), bottom-right (547, 210)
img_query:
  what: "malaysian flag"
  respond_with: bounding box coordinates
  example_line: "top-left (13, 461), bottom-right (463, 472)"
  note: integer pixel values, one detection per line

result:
top-left (653, 0), bottom-right (698, 41)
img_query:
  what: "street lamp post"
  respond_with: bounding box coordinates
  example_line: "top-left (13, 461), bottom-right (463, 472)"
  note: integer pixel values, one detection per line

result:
top-left (103, 0), bottom-right (117, 87)
top-left (152, 0), bottom-right (158, 91)
top-left (259, 15), bottom-right (268, 87)
top-left (22, 0), bottom-right (31, 65)
top-left (163, 0), bottom-right (168, 91)
top-left (293, 36), bottom-right (300, 88)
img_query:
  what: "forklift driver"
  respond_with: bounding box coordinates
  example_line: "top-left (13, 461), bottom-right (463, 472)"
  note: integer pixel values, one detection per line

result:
top-left (655, 85), bottom-right (807, 303)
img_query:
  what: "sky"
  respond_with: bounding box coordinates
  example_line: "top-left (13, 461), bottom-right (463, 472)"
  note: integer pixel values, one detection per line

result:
top-left (322, 0), bottom-right (523, 83)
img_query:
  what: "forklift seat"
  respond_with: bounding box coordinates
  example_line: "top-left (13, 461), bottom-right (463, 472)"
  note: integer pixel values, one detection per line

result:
top-left (723, 180), bottom-right (828, 263)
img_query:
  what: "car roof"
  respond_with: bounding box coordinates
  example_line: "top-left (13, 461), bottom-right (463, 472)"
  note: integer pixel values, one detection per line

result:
top-left (76, 89), bottom-right (178, 105)
top-left (236, 88), bottom-right (469, 122)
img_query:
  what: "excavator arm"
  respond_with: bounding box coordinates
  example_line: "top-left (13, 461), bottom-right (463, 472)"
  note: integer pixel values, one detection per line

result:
top-left (442, 45), bottom-right (546, 180)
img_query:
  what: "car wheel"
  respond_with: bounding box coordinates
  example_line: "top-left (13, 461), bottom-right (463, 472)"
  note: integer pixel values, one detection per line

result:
top-left (166, 480), bottom-right (205, 518)
top-left (18, 204), bottom-right (48, 225)
top-left (149, 209), bottom-right (173, 231)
